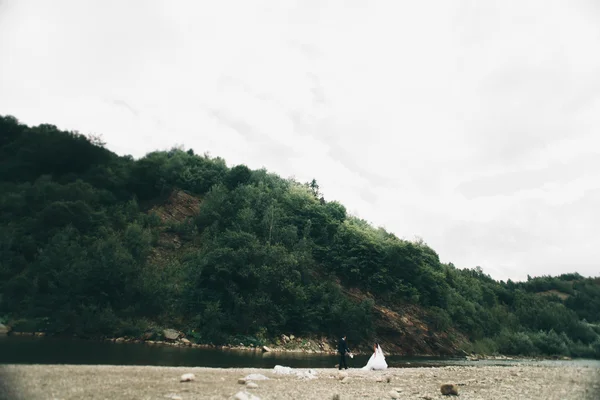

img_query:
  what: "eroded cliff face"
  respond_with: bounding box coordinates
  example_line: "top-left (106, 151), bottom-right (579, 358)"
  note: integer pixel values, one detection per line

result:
top-left (342, 288), bottom-right (465, 356)
top-left (148, 190), bottom-right (201, 224)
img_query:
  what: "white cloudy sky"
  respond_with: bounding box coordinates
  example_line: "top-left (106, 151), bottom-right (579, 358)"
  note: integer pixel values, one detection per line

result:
top-left (1, 0), bottom-right (599, 281)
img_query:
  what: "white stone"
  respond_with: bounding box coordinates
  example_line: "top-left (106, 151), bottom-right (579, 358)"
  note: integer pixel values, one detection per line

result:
top-left (232, 391), bottom-right (261, 400)
top-left (246, 382), bottom-right (258, 389)
top-left (180, 373), bottom-right (195, 382)
top-left (273, 365), bottom-right (294, 375)
top-left (244, 374), bottom-right (269, 381)
top-left (296, 370), bottom-right (318, 380)
top-left (388, 390), bottom-right (400, 399)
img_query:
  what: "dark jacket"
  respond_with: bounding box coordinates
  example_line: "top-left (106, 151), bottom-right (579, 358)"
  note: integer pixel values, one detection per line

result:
top-left (338, 337), bottom-right (349, 354)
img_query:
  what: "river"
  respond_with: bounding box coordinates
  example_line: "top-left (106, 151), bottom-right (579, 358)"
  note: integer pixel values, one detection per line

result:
top-left (2, 336), bottom-right (599, 369)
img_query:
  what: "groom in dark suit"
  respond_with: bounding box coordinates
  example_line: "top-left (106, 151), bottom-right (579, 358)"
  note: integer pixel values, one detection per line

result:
top-left (338, 335), bottom-right (350, 370)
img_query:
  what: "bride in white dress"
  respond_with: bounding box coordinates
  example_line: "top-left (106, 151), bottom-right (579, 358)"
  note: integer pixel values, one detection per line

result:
top-left (361, 343), bottom-right (388, 370)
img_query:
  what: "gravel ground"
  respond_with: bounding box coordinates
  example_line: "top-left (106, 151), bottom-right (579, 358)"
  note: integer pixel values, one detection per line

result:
top-left (1, 364), bottom-right (599, 400)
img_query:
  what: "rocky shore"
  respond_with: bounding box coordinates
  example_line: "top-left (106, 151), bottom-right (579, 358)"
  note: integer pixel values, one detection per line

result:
top-left (1, 363), bottom-right (598, 400)
top-left (6, 328), bottom-right (343, 355)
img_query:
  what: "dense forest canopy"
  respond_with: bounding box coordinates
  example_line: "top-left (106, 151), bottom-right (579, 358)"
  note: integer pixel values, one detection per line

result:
top-left (1, 115), bottom-right (599, 358)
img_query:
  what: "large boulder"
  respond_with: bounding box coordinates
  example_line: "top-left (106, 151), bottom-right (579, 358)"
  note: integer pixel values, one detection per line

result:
top-left (440, 383), bottom-right (459, 396)
top-left (0, 324), bottom-right (10, 335)
top-left (163, 329), bottom-right (180, 341)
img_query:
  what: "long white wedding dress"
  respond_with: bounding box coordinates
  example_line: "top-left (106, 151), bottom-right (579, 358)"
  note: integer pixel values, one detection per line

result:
top-left (361, 344), bottom-right (388, 370)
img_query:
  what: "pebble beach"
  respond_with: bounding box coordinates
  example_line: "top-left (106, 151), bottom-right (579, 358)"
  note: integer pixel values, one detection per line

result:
top-left (1, 363), bottom-right (599, 400)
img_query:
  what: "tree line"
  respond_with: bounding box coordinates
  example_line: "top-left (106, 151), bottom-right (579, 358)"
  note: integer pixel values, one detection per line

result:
top-left (1, 115), bottom-right (599, 358)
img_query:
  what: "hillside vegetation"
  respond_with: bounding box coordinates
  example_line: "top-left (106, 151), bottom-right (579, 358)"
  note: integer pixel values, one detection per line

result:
top-left (1, 115), bottom-right (599, 358)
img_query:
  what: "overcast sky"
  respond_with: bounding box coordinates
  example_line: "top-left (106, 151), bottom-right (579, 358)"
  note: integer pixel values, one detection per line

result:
top-left (1, 0), bottom-right (599, 281)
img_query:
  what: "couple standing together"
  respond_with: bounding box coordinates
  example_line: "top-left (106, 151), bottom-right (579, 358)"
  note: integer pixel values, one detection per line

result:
top-left (338, 335), bottom-right (387, 371)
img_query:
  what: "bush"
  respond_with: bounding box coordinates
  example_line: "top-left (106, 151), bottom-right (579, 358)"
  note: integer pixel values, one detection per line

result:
top-left (471, 338), bottom-right (499, 355)
top-left (592, 338), bottom-right (600, 358)
top-left (567, 321), bottom-right (598, 344)
top-left (11, 318), bottom-right (49, 333)
top-left (569, 341), bottom-right (596, 358)
top-left (495, 330), bottom-right (538, 356)
top-left (530, 330), bottom-right (570, 356)
top-left (428, 307), bottom-right (452, 331)
top-left (229, 334), bottom-right (266, 347)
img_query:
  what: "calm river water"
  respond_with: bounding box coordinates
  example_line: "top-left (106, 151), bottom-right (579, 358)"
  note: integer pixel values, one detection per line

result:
top-left (1, 336), bottom-right (599, 369)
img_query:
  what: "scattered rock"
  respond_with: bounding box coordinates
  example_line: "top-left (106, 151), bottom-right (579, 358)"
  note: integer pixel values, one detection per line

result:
top-left (296, 370), bottom-right (318, 380)
top-left (0, 324), bottom-right (10, 335)
top-left (421, 396), bottom-right (433, 400)
top-left (232, 391), bottom-right (261, 400)
top-left (338, 371), bottom-right (348, 380)
top-left (246, 382), bottom-right (258, 389)
top-left (273, 365), bottom-right (294, 375)
top-left (332, 395), bottom-right (340, 400)
top-left (163, 329), bottom-right (180, 341)
top-left (262, 346), bottom-right (271, 352)
top-left (143, 332), bottom-right (153, 340)
top-left (180, 338), bottom-right (191, 346)
top-left (386, 376), bottom-right (392, 383)
top-left (180, 373), bottom-right (195, 382)
top-left (376, 376), bottom-right (384, 383)
top-left (244, 374), bottom-right (269, 381)
top-left (341, 377), bottom-right (350, 384)
top-left (388, 390), bottom-right (400, 399)
top-left (238, 378), bottom-right (247, 384)
top-left (440, 383), bottom-right (459, 396)
top-left (281, 334), bottom-right (290, 343)
top-left (115, 337), bottom-right (125, 343)
top-left (289, 335), bottom-right (295, 340)
top-left (164, 394), bottom-right (183, 400)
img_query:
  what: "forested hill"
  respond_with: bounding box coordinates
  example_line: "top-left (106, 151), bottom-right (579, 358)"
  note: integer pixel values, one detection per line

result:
top-left (1, 115), bottom-right (600, 358)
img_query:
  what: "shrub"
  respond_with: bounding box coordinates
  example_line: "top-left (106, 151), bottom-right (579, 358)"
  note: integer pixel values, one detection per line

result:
top-left (568, 341), bottom-right (596, 358)
top-left (530, 330), bottom-right (570, 356)
top-left (495, 330), bottom-right (537, 356)
top-left (428, 307), bottom-right (452, 331)
top-left (592, 338), bottom-right (600, 358)
top-left (471, 338), bottom-right (499, 355)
